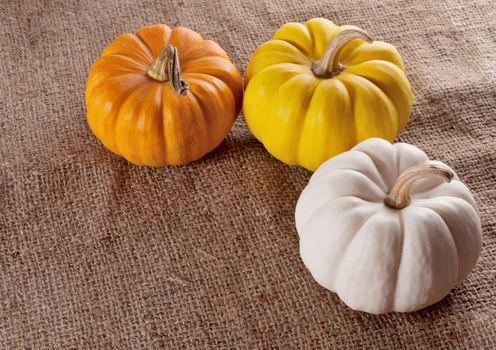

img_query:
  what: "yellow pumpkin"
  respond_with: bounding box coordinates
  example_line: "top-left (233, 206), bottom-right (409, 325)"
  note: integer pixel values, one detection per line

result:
top-left (86, 24), bottom-right (243, 166)
top-left (243, 18), bottom-right (412, 171)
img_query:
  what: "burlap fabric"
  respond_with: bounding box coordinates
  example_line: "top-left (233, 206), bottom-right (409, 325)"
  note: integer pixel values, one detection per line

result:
top-left (1, 0), bottom-right (495, 348)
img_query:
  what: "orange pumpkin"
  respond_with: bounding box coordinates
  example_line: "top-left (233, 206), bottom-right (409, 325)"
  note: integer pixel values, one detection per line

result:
top-left (85, 24), bottom-right (243, 166)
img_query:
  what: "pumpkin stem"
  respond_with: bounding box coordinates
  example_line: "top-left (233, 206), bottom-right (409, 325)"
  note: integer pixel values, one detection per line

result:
top-left (147, 45), bottom-right (189, 96)
top-left (311, 29), bottom-right (372, 78)
top-left (384, 162), bottom-right (455, 209)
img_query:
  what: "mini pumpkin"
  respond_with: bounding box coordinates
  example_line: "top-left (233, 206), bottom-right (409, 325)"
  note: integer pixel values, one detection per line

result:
top-left (295, 138), bottom-right (482, 314)
top-left (86, 24), bottom-right (243, 166)
top-left (244, 18), bottom-right (412, 171)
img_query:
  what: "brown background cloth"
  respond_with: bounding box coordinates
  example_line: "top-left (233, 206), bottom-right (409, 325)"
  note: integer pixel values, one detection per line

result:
top-left (1, 0), bottom-right (495, 348)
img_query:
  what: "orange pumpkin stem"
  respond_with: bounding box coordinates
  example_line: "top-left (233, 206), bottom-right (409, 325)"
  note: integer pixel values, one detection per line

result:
top-left (384, 162), bottom-right (455, 209)
top-left (147, 45), bottom-right (189, 96)
top-left (311, 29), bottom-right (372, 78)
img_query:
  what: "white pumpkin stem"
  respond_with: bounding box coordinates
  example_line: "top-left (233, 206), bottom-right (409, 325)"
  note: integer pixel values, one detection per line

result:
top-left (384, 162), bottom-right (455, 209)
top-left (312, 29), bottom-right (372, 78)
top-left (147, 45), bottom-right (189, 96)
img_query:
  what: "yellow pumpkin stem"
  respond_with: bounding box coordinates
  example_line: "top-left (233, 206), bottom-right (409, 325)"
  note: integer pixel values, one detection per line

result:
top-left (312, 29), bottom-right (373, 78)
top-left (147, 45), bottom-right (189, 96)
top-left (384, 162), bottom-right (455, 209)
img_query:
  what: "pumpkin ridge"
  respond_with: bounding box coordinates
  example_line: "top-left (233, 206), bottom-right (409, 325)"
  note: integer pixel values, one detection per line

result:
top-left (315, 167), bottom-right (388, 194)
top-left (184, 72), bottom-right (236, 97)
top-left (113, 82), bottom-right (155, 164)
top-left (136, 24), bottom-right (172, 58)
top-left (172, 39), bottom-right (228, 68)
top-left (182, 66), bottom-right (242, 109)
top-left (155, 84), bottom-right (166, 164)
top-left (179, 54), bottom-right (227, 68)
top-left (413, 197), bottom-right (480, 283)
top-left (340, 73), bottom-right (399, 140)
top-left (394, 145), bottom-right (403, 186)
top-left (346, 60), bottom-right (411, 131)
top-left (87, 78), bottom-right (149, 155)
top-left (411, 195), bottom-right (476, 213)
top-left (297, 79), bottom-right (349, 170)
top-left (350, 72), bottom-right (400, 134)
top-left (129, 33), bottom-right (155, 61)
top-left (353, 148), bottom-right (398, 190)
top-left (250, 51), bottom-right (311, 74)
top-left (332, 211), bottom-right (381, 290)
top-left (179, 87), bottom-right (210, 156)
top-left (310, 150), bottom-right (389, 192)
top-left (128, 84), bottom-right (160, 165)
top-left (251, 62), bottom-right (310, 80)
top-left (299, 195), bottom-right (377, 240)
top-left (298, 169), bottom-right (387, 232)
top-left (327, 78), bottom-right (356, 159)
top-left (408, 177), bottom-right (474, 203)
top-left (304, 22), bottom-right (318, 58)
top-left (133, 83), bottom-right (167, 165)
top-left (94, 53), bottom-right (150, 72)
top-left (408, 206), bottom-right (460, 301)
top-left (271, 73), bottom-right (318, 164)
top-left (356, 149), bottom-right (398, 192)
top-left (181, 57), bottom-right (235, 74)
top-left (243, 65), bottom-right (309, 145)
top-left (86, 74), bottom-right (147, 105)
top-left (332, 76), bottom-right (358, 144)
top-left (258, 39), bottom-right (310, 59)
top-left (184, 71), bottom-right (243, 115)
top-left (340, 41), bottom-right (404, 70)
top-left (274, 23), bottom-right (314, 57)
top-left (87, 73), bottom-right (146, 101)
top-left (346, 58), bottom-right (401, 70)
top-left (283, 39), bottom-right (312, 59)
top-left (336, 41), bottom-right (367, 66)
top-left (186, 74), bottom-right (237, 151)
top-left (101, 33), bottom-right (155, 64)
top-left (390, 210), bottom-right (405, 311)
top-left (294, 80), bottom-right (321, 166)
top-left (311, 168), bottom-right (386, 200)
top-left (252, 40), bottom-right (311, 68)
top-left (93, 62), bottom-right (147, 75)
top-left (303, 18), bottom-right (338, 58)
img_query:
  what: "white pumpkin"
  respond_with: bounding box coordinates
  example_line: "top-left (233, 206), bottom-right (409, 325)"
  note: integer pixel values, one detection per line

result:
top-left (295, 138), bottom-right (482, 314)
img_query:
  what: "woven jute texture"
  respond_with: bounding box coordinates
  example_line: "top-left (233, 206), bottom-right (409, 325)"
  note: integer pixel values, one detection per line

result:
top-left (1, 0), bottom-right (495, 348)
